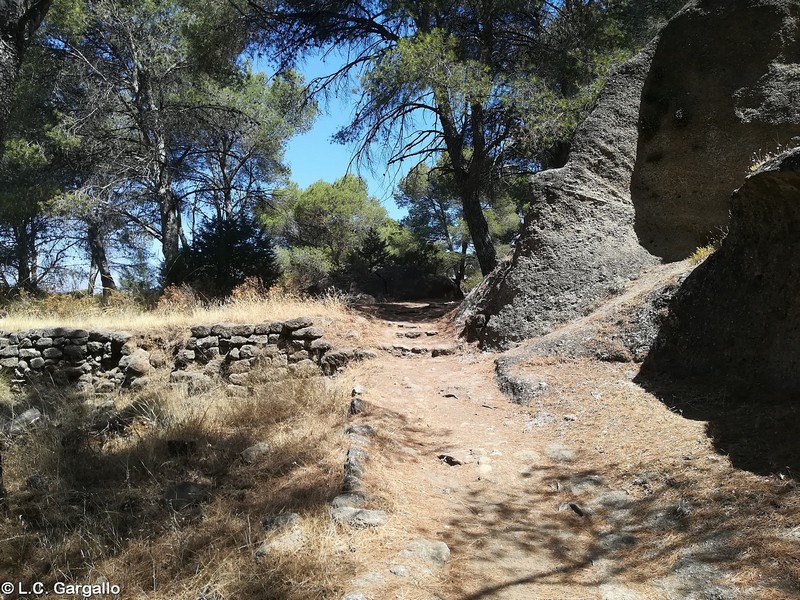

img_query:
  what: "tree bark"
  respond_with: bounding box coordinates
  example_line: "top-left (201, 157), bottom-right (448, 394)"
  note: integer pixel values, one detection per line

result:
top-left (160, 192), bottom-right (181, 268)
top-left (460, 179), bottom-right (497, 275)
top-left (436, 97), bottom-right (498, 276)
top-left (87, 220), bottom-right (116, 298)
top-left (13, 222), bottom-right (32, 290)
top-left (456, 238), bottom-right (468, 291)
top-left (0, 38), bottom-right (21, 148)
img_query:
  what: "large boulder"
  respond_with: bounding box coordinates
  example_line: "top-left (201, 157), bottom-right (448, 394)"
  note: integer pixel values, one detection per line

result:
top-left (632, 0), bottom-right (800, 261)
top-left (457, 45), bottom-right (660, 349)
top-left (642, 148), bottom-right (800, 395)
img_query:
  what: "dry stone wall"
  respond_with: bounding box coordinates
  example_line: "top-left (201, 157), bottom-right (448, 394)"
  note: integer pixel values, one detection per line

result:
top-left (173, 317), bottom-right (336, 391)
top-left (0, 318), bottom-right (364, 393)
top-left (0, 328), bottom-right (138, 393)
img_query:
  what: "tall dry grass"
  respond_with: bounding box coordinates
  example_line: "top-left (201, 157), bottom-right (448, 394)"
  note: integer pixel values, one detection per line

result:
top-left (0, 367), bottom-right (359, 600)
top-left (0, 284), bottom-right (350, 334)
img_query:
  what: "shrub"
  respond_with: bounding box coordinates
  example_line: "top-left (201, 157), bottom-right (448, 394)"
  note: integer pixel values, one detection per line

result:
top-left (277, 246), bottom-right (333, 292)
top-left (164, 217), bottom-right (280, 299)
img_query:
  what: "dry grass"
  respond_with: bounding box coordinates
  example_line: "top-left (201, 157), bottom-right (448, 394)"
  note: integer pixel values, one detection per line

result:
top-left (688, 243), bottom-right (718, 265)
top-left (0, 288), bottom-right (351, 335)
top-left (0, 367), bottom-right (361, 599)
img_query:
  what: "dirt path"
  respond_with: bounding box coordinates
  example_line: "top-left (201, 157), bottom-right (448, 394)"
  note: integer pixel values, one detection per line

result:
top-left (335, 301), bottom-right (800, 600)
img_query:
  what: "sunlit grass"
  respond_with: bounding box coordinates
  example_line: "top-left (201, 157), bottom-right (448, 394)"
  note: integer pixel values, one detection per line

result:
top-left (0, 285), bottom-right (350, 333)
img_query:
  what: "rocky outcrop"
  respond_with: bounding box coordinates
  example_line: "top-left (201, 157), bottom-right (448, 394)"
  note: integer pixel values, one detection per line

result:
top-left (642, 148), bottom-right (800, 396)
top-left (632, 0), bottom-right (800, 260)
top-left (457, 44), bottom-right (660, 349)
top-left (495, 261), bottom-right (692, 405)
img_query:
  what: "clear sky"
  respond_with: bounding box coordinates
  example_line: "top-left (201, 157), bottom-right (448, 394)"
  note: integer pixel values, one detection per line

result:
top-left (277, 53), bottom-right (412, 220)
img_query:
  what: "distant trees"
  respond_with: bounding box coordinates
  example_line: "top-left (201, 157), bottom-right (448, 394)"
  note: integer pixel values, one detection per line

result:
top-left (395, 161), bottom-right (521, 291)
top-left (262, 174), bottom-right (387, 286)
top-left (0, 0), bottom-right (688, 298)
top-left (0, 0), bottom-right (314, 296)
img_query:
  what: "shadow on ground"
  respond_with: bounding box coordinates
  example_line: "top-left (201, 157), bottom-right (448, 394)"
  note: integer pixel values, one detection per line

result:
top-left (0, 378), bottom-right (349, 600)
top-left (441, 460), bottom-right (800, 600)
top-left (352, 300), bottom-right (459, 324)
top-left (634, 369), bottom-right (800, 478)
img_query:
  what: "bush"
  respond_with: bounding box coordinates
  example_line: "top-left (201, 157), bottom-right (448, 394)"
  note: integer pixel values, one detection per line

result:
top-left (276, 246), bottom-right (333, 292)
top-left (164, 217), bottom-right (280, 299)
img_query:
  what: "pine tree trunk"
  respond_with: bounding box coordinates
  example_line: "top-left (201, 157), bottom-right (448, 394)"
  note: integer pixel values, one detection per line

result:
top-left (461, 181), bottom-right (497, 276)
top-left (161, 194), bottom-right (181, 269)
top-left (13, 222), bottom-right (33, 291)
top-left (87, 221), bottom-right (116, 298)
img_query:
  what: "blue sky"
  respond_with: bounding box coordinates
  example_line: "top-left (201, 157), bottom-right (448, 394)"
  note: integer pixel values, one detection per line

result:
top-left (277, 53), bottom-right (412, 220)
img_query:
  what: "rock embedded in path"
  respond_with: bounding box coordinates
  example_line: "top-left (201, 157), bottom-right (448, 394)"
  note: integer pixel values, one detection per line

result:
top-left (261, 512), bottom-right (300, 531)
top-left (346, 424), bottom-right (375, 437)
top-left (241, 442), bottom-right (272, 464)
top-left (545, 443), bottom-right (576, 463)
top-left (389, 564), bottom-right (410, 577)
top-left (349, 397), bottom-right (367, 416)
top-left (254, 524), bottom-right (306, 557)
top-left (332, 492), bottom-right (371, 508)
top-left (331, 507), bottom-right (387, 528)
top-left (7, 408), bottom-right (42, 435)
top-left (398, 539), bottom-right (451, 566)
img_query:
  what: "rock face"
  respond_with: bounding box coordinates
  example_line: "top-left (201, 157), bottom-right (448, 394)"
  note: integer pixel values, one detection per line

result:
top-left (632, 0), bottom-right (800, 260)
top-left (643, 148), bottom-right (800, 395)
top-left (457, 45), bottom-right (660, 349)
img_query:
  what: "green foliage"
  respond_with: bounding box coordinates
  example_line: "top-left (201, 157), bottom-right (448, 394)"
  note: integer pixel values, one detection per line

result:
top-left (165, 217), bottom-right (280, 298)
top-left (350, 227), bottom-right (391, 271)
top-left (263, 175), bottom-right (388, 270)
top-left (248, 0), bottom-right (687, 275)
top-left (394, 160), bottom-right (520, 289)
top-left (275, 246), bottom-right (333, 292)
top-left (39, 0), bottom-right (315, 268)
top-left (184, 69), bottom-right (316, 222)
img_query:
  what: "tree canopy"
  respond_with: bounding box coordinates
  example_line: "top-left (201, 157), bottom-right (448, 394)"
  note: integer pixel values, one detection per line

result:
top-left (242, 0), bottom-right (684, 275)
top-left (263, 174), bottom-right (387, 268)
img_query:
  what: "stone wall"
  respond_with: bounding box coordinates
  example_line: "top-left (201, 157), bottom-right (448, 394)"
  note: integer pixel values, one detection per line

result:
top-left (0, 328), bottom-right (138, 393)
top-left (172, 317), bottom-right (335, 392)
top-left (0, 317), bottom-right (363, 394)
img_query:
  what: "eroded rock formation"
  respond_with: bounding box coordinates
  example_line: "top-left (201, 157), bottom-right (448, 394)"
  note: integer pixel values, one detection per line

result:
top-left (632, 0), bottom-right (800, 260)
top-left (457, 45), bottom-right (660, 349)
top-left (459, 0), bottom-right (800, 351)
top-left (642, 148), bottom-right (800, 395)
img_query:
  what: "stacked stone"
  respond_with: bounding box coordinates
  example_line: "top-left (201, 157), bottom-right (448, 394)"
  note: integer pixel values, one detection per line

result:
top-left (0, 328), bottom-right (135, 391)
top-left (173, 317), bottom-right (331, 388)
